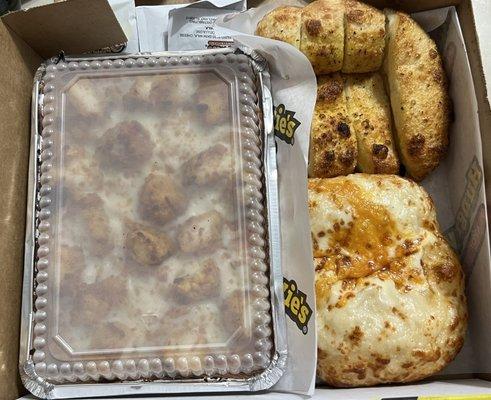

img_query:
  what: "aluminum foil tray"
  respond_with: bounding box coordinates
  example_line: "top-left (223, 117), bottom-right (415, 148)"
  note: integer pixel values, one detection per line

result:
top-left (20, 49), bottom-right (285, 398)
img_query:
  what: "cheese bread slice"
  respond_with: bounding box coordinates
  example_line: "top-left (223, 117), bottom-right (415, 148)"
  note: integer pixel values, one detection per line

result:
top-left (308, 74), bottom-right (357, 178)
top-left (300, 0), bottom-right (345, 74)
top-left (255, 6), bottom-right (302, 49)
top-left (345, 73), bottom-right (399, 174)
top-left (342, 0), bottom-right (386, 73)
top-left (384, 10), bottom-right (450, 181)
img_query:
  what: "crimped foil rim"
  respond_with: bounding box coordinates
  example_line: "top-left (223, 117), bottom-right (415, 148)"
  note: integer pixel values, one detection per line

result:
top-left (21, 48), bottom-right (286, 398)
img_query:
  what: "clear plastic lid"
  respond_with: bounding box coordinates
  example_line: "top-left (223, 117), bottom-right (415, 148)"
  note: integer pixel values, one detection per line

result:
top-left (33, 54), bottom-right (272, 383)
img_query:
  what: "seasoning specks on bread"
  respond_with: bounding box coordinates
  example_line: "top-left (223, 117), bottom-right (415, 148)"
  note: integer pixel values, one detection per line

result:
top-left (309, 175), bottom-right (467, 387)
top-left (300, 0), bottom-right (345, 74)
top-left (256, 6), bottom-right (302, 49)
top-left (345, 73), bottom-right (400, 174)
top-left (256, 0), bottom-right (450, 181)
top-left (343, 0), bottom-right (386, 73)
top-left (309, 74), bottom-right (357, 178)
top-left (384, 9), bottom-right (450, 181)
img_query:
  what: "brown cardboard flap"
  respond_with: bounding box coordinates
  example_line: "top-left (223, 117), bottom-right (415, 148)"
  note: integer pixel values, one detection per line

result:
top-left (0, 21), bottom-right (41, 400)
top-left (2, 0), bottom-right (127, 59)
top-left (459, 0), bottom-right (491, 236)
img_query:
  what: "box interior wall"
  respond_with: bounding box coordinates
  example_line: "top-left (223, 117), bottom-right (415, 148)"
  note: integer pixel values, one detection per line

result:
top-left (1, 0), bottom-right (489, 398)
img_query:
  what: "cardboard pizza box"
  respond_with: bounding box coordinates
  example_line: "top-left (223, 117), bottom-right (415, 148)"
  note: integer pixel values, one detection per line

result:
top-left (0, 0), bottom-right (490, 399)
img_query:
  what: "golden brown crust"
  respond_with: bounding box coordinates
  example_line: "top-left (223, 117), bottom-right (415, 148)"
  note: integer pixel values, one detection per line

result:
top-left (342, 0), bottom-right (386, 73)
top-left (256, 3), bottom-right (450, 181)
top-left (300, 0), bottom-right (345, 74)
top-left (345, 73), bottom-right (399, 174)
top-left (309, 174), bottom-right (467, 387)
top-left (384, 10), bottom-right (450, 181)
top-left (255, 6), bottom-right (302, 49)
top-left (257, 0), bottom-right (384, 74)
top-left (308, 74), bottom-right (357, 178)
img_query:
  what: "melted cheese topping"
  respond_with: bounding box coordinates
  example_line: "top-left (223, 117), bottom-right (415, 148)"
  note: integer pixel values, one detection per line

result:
top-left (309, 174), bottom-right (467, 387)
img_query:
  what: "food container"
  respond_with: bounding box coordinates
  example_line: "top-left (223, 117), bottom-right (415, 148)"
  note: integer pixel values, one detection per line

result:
top-left (20, 49), bottom-right (286, 398)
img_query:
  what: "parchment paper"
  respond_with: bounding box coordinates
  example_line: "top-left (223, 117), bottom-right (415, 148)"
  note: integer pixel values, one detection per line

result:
top-left (220, 2), bottom-right (491, 377)
top-left (136, 0), bottom-right (245, 51)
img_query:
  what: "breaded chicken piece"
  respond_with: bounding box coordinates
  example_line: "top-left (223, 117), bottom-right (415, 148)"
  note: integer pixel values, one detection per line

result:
top-left (67, 78), bottom-right (103, 116)
top-left (62, 145), bottom-right (102, 195)
top-left (345, 73), bottom-right (399, 174)
top-left (195, 89), bottom-right (229, 125)
top-left (59, 245), bottom-right (84, 278)
top-left (124, 74), bottom-right (192, 108)
top-left (138, 173), bottom-right (188, 225)
top-left (308, 74), bottom-right (357, 178)
top-left (342, 0), bottom-right (386, 73)
top-left (97, 121), bottom-right (154, 173)
top-left (148, 74), bottom-right (182, 107)
top-left (300, 0), bottom-right (345, 74)
top-left (172, 259), bottom-right (220, 303)
top-left (384, 10), bottom-right (450, 181)
top-left (182, 144), bottom-right (231, 185)
top-left (71, 276), bottom-right (128, 326)
top-left (125, 221), bottom-right (174, 266)
top-left (177, 210), bottom-right (223, 254)
top-left (255, 6), bottom-right (302, 49)
top-left (76, 193), bottom-right (114, 257)
top-left (123, 76), bottom-right (155, 108)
